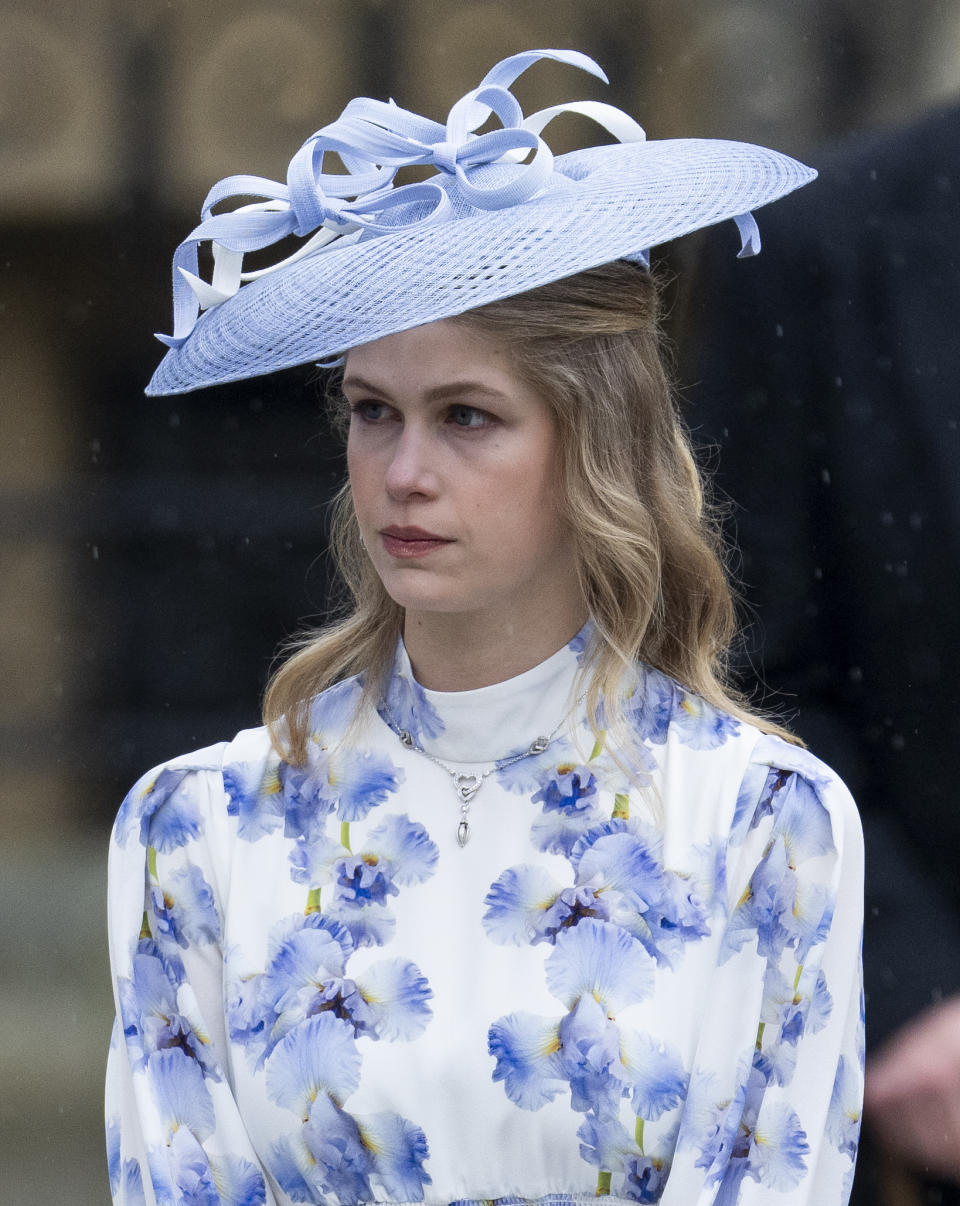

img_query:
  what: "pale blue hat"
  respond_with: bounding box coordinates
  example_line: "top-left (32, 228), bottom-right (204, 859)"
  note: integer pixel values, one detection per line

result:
top-left (147, 49), bottom-right (816, 396)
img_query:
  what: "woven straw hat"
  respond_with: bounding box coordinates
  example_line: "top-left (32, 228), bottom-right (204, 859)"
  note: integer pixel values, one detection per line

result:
top-left (147, 49), bottom-right (815, 396)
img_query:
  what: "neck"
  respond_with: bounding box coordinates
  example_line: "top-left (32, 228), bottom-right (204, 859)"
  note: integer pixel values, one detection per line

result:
top-left (403, 596), bottom-right (589, 691)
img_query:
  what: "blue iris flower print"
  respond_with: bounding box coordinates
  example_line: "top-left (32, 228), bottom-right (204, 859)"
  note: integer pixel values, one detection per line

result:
top-left (148, 1126), bottom-right (220, 1206)
top-left (351, 1110), bottom-right (432, 1199)
top-left (262, 924), bottom-right (353, 1039)
top-left (557, 993), bottom-right (628, 1114)
top-left (722, 773), bottom-right (835, 966)
top-left (266, 1011), bottom-right (361, 1113)
top-left (488, 1012), bottom-right (567, 1108)
top-left (546, 918), bottom-right (655, 1012)
top-left (107, 1118), bottom-right (147, 1204)
top-left (740, 766), bottom-right (792, 835)
top-left (490, 920), bottom-right (656, 1117)
top-left (266, 1013), bottom-right (431, 1204)
top-left (267, 1137), bottom-right (316, 1202)
top-left (223, 760), bottom-right (285, 841)
top-left (342, 813), bottom-right (438, 891)
top-left (289, 831), bottom-right (348, 889)
top-left (325, 814), bottom-right (438, 947)
top-left (335, 855), bottom-right (402, 907)
top-left (577, 1111), bottom-right (675, 1203)
top-left (775, 771), bottom-right (836, 865)
top-left (624, 1153), bottom-right (670, 1203)
top-left (670, 692), bottom-right (740, 750)
top-left (624, 668), bottom-right (676, 744)
top-left (484, 824), bottom-right (714, 969)
top-left (228, 912), bottom-right (353, 1065)
top-left (683, 1063), bottom-right (809, 1201)
top-left (273, 1098), bottom-right (431, 1205)
top-left (576, 1111), bottom-right (642, 1170)
top-left (755, 965), bottom-right (832, 1087)
top-left (683, 1069), bottom-right (748, 1187)
top-left (149, 862), bottom-right (221, 949)
top-left (529, 763), bottom-right (608, 856)
top-left (737, 758), bottom-right (834, 843)
top-left (283, 748), bottom-right (405, 833)
top-left (328, 748), bottom-right (406, 822)
top-left (739, 1099), bottom-right (810, 1192)
top-left (722, 836), bottom-right (832, 966)
top-left (301, 1093), bottom-right (380, 1203)
top-left (208, 1154), bottom-right (267, 1205)
top-left (572, 823), bottom-right (714, 967)
top-left (281, 761), bottom-right (340, 839)
top-left (730, 760), bottom-right (775, 838)
top-left (134, 933), bottom-right (186, 986)
top-left (120, 946), bottom-right (219, 1078)
top-left (350, 957), bottom-right (433, 1041)
top-left (148, 1046), bottom-right (216, 1141)
top-left (308, 676), bottom-right (363, 738)
top-left (115, 766), bottom-right (199, 850)
top-left (625, 666), bottom-right (739, 750)
top-left (619, 1030), bottom-right (688, 1120)
top-left (567, 621), bottom-right (593, 658)
top-left (381, 664), bottom-right (445, 744)
top-left (493, 736), bottom-right (578, 794)
top-left (230, 911), bottom-right (431, 1076)
top-left (532, 764), bottom-right (598, 812)
top-left (325, 898), bottom-right (397, 948)
top-left (826, 1056), bottom-right (862, 1160)
top-left (483, 864), bottom-right (609, 946)
top-left (290, 813), bottom-right (437, 909)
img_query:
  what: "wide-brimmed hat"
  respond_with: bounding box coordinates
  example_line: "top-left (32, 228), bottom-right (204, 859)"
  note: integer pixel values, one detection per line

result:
top-left (147, 49), bottom-right (815, 396)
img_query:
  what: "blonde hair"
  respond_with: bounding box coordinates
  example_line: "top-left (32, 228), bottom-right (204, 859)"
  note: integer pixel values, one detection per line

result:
top-left (264, 260), bottom-right (796, 763)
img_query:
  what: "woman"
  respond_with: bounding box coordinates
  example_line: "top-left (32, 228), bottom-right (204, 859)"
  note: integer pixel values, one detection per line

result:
top-left (107, 50), bottom-right (863, 1206)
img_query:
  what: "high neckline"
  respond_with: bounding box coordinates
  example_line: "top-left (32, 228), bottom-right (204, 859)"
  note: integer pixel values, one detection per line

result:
top-left (379, 623), bottom-right (590, 763)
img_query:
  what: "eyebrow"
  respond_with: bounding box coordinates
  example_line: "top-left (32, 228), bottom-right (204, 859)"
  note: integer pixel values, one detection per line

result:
top-left (340, 374), bottom-right (509, 404)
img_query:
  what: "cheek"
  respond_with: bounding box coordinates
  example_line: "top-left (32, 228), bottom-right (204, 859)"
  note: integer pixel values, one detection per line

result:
top-left (479, 460), bottom-right (565, 547)
top-left (346, 443), bottom-right (376, 516)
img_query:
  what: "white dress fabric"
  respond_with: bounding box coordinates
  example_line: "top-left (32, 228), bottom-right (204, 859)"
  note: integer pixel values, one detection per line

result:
top-left (105, 628), bottom-right (864, 1206)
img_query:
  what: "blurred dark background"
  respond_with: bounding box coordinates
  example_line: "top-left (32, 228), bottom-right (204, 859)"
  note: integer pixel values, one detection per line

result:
top-left (2, 1), bottom-right (957, 1201)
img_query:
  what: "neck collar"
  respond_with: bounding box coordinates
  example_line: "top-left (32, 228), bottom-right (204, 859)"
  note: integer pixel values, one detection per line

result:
top-left (379, 623), bottom-right (590, 763)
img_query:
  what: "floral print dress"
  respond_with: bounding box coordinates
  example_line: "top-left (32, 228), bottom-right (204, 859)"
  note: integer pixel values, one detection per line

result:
top-left (106, 629), bottom-right (864, 1205)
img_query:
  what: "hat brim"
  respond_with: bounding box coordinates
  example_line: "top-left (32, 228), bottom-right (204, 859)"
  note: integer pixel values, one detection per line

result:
top-left (147, 138), bottom-right (815, 396)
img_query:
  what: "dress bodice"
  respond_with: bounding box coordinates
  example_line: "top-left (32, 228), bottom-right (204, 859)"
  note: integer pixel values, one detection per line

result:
top-left (106, 630), bottom-right (863, 1205)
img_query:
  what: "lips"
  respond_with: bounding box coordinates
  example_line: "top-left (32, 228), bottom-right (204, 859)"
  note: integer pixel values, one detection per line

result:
top-left (379, 526), bottom-right (454, 559)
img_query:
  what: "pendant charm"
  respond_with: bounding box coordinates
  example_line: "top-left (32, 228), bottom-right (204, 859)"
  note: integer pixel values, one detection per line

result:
top-left (457, 818), bottom-right (470, 847)
top-left (453, 773), bottom-right (482, 802)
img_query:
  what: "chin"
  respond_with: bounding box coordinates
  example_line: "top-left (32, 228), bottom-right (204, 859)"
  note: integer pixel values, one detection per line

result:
top-left (379, 572), bottom-right (480, 615)
top-left (386, 587), bottom-right (477, 614)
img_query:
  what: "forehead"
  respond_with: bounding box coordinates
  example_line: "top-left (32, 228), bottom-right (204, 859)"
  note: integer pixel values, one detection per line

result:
top-left (344, 318), bottom-right (512, 390)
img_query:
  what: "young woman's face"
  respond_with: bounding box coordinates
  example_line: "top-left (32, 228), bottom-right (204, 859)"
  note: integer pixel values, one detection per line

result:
top-left (344, 319), bottom-right (580, 624)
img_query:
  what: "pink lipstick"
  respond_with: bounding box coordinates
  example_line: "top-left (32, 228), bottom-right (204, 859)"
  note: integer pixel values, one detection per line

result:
top-left (380, 526), bottom-right (453, 559)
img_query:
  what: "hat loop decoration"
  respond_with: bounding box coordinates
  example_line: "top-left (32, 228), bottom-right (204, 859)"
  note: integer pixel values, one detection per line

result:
top-left (148, 47), bottom-right (817, 394)
top-left (158, 48), bottom-right (647, 349)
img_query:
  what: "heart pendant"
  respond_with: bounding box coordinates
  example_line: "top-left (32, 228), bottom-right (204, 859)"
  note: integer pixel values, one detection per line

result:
top-left (454, 773), bottom-right (482, 802)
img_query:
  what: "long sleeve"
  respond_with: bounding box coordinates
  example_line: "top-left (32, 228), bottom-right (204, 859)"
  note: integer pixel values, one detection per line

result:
top-left (686, 128), bottom-right (960, 1049)
top-left (105, 749), bottom-right (274, 1206)
top-left (664, 735), bottom-right (864, 1204)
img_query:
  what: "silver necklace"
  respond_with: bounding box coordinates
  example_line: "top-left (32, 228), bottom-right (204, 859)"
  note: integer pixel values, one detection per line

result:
top-left (380, 704), bottom-right (569, 847)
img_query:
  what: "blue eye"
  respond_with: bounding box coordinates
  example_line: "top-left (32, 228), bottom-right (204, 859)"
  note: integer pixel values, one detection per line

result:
top-left (349, 400), bottom-right (390, 422)
top-left (448, 405), bottom-right (489, 428)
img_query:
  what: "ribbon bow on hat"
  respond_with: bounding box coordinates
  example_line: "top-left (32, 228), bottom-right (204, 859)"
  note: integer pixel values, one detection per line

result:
top-left (148, 46), bottom-right (812, 395)
top-left (158, 49), bottom-right (653, 349)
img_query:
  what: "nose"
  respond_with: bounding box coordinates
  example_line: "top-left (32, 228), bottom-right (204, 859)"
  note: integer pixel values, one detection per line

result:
top-left (384, 422), bottom-right (439, 501)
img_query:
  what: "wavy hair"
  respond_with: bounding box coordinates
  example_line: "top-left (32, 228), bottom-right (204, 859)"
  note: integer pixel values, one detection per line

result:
top-left (264, 260), bottom-right (796, 763)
